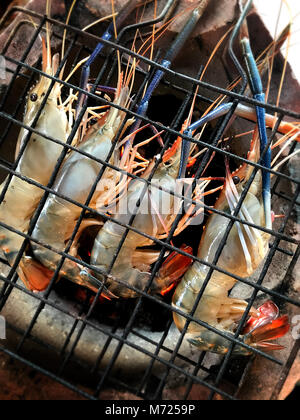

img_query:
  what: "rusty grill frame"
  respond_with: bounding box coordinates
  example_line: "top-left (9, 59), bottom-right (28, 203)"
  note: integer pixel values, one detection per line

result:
top-left (0, 3), bottom-right (299, 401)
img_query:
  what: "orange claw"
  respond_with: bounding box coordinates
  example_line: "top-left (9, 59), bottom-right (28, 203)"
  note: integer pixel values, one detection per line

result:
top-left (159, 245), bottom-right (193, 295)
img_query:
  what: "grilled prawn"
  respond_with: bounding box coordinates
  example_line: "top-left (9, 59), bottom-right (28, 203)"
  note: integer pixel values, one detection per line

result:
top-left (171, 0), bottom-right (290, 355)
top-left (172, 133), bottom-right (290, 355)
top-left (29, 75), bottom-right (132, 293)
top-left (0, 29), bottom-right (72, 291)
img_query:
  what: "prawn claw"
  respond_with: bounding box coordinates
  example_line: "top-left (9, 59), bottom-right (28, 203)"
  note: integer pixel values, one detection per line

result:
top-left (157, 245), bottom-right (193, 294)
top-left (185, 314), bottom-right (290, 356)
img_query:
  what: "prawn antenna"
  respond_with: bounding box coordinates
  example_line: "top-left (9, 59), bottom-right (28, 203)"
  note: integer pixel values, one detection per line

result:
top-left (76, 0), bottom-right (140, 115)
top-left (178, 0), bottom-right (252, 179)
top-left (239, 0), bottom-right (272, 229)
top-left (123, 0), bottom-right (211, 154)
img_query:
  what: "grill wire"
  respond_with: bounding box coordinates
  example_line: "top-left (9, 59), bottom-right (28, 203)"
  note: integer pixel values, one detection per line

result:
top-left (0, 4), bottom-right (299, 400)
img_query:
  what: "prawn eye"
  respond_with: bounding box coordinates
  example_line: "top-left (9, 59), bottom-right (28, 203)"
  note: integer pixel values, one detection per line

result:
top-left (89, 118), bottom-right (98, 127)
top-left (30, 93), bottom-right (38, 102)
top-left (233, 176), bottom-right (240, 185)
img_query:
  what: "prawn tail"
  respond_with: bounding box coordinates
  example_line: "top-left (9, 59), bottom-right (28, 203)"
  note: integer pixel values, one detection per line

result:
top-left (18, 257), bottom-right (54, 292)
top-left (153, 245), bottom-right (193, 295)
top-left (186, 317), bottom-right (289, 356)
top-left (186, 301), bottom-right (290, 356)
top-left (242, 301), bottom-right (290, 352)
top-left (245, 315), bottom-right (290, 352)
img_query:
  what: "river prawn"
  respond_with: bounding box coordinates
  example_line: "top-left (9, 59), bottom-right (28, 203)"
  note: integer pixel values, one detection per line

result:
top-left (171, 0), bottom-right (291, 356)
top-left (172, 134), bottom-right (277, 355)
top-left (0, 0), bottom-right (75, 291)
top-left (27, 73), bottom-right (135, 294)
top-left (172, 134), bottom-right (290, 354)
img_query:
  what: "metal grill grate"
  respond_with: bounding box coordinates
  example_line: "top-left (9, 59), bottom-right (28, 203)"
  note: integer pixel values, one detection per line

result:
top-left (0, 3), bottom-right (299, 401)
